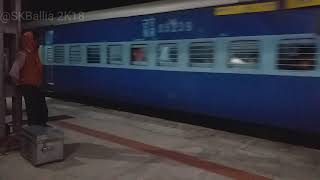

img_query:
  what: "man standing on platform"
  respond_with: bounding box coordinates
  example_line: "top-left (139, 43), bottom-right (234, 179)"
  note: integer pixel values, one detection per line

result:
top-left (9, 31), bottom-right (48, 126)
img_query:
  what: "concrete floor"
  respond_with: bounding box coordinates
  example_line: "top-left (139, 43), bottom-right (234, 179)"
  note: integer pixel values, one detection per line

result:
top-left (1, 98), bottom-right (320, 180)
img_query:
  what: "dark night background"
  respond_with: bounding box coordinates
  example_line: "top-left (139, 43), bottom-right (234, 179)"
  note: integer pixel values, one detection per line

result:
top-left (23, 0), bottom-right (161, 14)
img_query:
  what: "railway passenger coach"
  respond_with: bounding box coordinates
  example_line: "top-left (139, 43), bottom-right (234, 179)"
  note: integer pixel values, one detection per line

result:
top-left (27, 0), bottom-right (320, 134)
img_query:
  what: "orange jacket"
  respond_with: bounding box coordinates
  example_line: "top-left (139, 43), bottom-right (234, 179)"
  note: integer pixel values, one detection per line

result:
top-left (10, 32), bottom-right (43, 87)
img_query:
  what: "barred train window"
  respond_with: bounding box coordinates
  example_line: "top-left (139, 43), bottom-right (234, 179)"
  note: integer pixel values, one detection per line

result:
top-left (158, 43), bottom-right (178, 66)
top-left (189, 42), bottom-right (214, 67)
top-left (53, 46), bottom-right (65, 64)
top-left (107, 45), bottom-right (122, 64)
top-left (228, 40), bottom-right (259, 68)
top-left (87, 45), bottom-right (101, 64)
top-left (46, 46), bottom-right (53, 63)
top-left (69, 45), bottom-right (82, 64)
top-left (131, 44), bottom-right (148, 65)
top-left (277, 38), bottom-right (317, 71)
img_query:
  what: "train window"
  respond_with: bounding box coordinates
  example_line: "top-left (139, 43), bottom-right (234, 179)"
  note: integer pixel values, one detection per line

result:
top-left (46, 46), bottom-right (53, 63)
top-left (53, 46), bottom-right (65, 64)
top-left (277, 38), bottom-right (317, 71)
top-left (69, 45), bottom-right (82, 64)
top-left (157, 43), bottom-right (178, 66)
top-left (87, 45), bottom-right (101, 64)
top-left (131, 44), bottom-right (148, 65)
top-left (228, 40), bottom-right (259, 68)
top-left (107, 45), bottom-right (123, 64)
top-left (189, 42), bottom-right (215, 67)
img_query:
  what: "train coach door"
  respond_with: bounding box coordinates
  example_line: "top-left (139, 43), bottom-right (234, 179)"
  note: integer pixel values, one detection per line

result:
top-left (42, 31), bottom-right (55, 92)
top-left (38, 42), bottom-right (55, 93)
top-left (44, 45), bottom-right (55, 91)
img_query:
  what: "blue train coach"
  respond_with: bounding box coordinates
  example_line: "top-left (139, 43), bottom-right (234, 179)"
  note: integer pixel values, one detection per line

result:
top-left (26, 0), bottom-right (320, 134)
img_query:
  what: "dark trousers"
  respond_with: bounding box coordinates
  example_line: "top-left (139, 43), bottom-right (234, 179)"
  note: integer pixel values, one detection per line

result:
top-left (19, 85), bottom-right (48, 126)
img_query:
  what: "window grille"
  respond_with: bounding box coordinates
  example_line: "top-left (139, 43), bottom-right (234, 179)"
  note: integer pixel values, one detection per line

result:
top-left (158, 43), bottom-right (178, 66)
top-left (277, 38), bottom-right (317, 71)
top-left (131, 44), bottom-right (148, 66)
top-left (54, 46), bottom-right (65, 64)
top-left (228, 40), bottom-right (260, 68)
top-left (107, 45), bottom-right (123, 64)
top-left (87, 45), bottom-right (101, 64)
top-left (69, 45), bottom-right (82, 64)
top-left (189, 42), bottom-right (215, 67)
top-left (46, 46), bottom-right (54, 63)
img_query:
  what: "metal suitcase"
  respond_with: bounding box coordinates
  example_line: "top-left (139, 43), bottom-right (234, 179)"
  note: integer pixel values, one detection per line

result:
top-left (20, 126), bottom-right (64, 166)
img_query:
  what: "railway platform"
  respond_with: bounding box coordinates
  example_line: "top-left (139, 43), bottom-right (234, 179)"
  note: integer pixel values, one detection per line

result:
top-left (1, 98), bottom-right (320, 180)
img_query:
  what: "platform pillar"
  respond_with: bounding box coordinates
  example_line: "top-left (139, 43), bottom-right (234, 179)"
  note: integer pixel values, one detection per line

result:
top-left (0, 0), bottom-right (22, 153)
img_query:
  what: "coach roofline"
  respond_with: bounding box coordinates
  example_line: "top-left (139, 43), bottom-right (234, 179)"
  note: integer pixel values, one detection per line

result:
top-left (23, 0), bottom-right (241, 29)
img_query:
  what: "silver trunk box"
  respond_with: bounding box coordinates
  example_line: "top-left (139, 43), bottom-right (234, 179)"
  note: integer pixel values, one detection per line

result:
top-left (20, 126), bottom-right (64, 166)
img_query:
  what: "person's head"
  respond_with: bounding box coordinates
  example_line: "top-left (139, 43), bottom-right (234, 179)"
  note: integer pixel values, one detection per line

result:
top-left (20, 31), bottom-right (37, 52)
